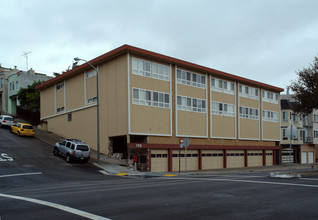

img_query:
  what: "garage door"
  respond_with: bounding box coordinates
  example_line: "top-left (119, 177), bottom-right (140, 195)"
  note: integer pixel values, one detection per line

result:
top-left (247, 150), bottom-right (263, 167)
top-left (202, 150), bottom-right (223, 170)
top-left (172, 150), bottom-right (198, 172)
top-left (151, 150), bottom-right (168, 172)
top-left (266, 150), bottom-right (273, 166)
top-left (227, 150), bottom-right (245, 168)
top-left (308, 152), bottom-right (314, 164)
top-left (301, 152), bottom-right (307, 164)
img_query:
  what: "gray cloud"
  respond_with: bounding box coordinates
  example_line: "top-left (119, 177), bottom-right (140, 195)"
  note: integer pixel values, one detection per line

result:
top-left (1, 0), bottom-right (318, 91)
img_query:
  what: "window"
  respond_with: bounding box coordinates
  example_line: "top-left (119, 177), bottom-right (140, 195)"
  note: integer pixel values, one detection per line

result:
top-left (56, 83), bottom-right (64, 90)
top-left (177, 69), bottom-right (191, 86)
top-left (283, 112), bottom-right (288, 122)
top-left (293, 114), bottom-right (298, 123)
top-left (152, 63), bottom-right (170, 81)
top-left (177, 69), bottom-right (206, 88)
top-left (153, 91), bottom-right (169, 108)
top-left (0, 78), bottom-right (3, 87)
top-left (300, 130), bottom-right (303, 141)
top-left (212, 102), bottom-right (235, 117)
top-left (239, 84), bottom-right (258, 100)
top-left (86, 70), bottom-right (96, 78)
top-left (16, 81), bottom-right (19, 90)
top-left (192, 98), bottom-right (206, 113)
top-left (263, 110), bottom-right (279, 122)
top-left (87, 96), bottom-right (97, 104)
top-left (314, 130), bottom-right (318, 139)
top-left (12, 82), bottom-right (14, 90)
top-left (56, 106), bottom-right (65, 112)
top-left (132, 57), bottom-right (170, 81)
top-left (177, 96), bottom-right (192, 111)
top-left (314, 115), bottom-right (318, 123)
top-left (132, 58), bottom-right (151, 77)
top-left (283, 129), bottom-right (287, 139)
top-left (239, 106), bottom-right (259, 119)
top-left (68, 113), bottom-right (72, 122)
top-left (262, 90), bottom-right (279, 104)
top-left (132, 88), bottom-right (151, 106)
top-left (192, 73), bottom-right (206, 89)
top-left (211, 77), bottom-right (235, 94)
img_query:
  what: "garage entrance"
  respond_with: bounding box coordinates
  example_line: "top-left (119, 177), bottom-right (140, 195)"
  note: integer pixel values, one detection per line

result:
top-left (109, 136), bottom-right (127, 159)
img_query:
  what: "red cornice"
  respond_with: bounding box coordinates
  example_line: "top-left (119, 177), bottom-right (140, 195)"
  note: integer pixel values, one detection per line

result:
top-left (36, 44), bottom-right (284, 92)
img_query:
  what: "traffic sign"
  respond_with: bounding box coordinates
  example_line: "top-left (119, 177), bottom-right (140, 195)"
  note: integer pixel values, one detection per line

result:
top-left (184, 138), bottom-right (190, 148)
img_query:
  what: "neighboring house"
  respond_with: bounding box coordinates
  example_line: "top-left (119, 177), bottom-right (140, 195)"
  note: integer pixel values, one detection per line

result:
top-left (36, 44), bottom-right (283, 172)
top-left (0, 66), bottom-right (19, 114)
top-left (303, 109), bottom-right (318, 163)
top-left (7, 68), bottom-right (52, 115)
top-left (280, 95), bottom-right (315, 164)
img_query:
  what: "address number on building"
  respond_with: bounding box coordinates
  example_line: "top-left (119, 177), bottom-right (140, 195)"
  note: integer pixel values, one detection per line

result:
top-left (136, 144), bottom-right (143, 148)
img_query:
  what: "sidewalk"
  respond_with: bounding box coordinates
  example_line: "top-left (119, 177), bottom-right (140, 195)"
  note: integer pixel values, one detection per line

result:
top-left (33, 126), bottom-right (318, 178)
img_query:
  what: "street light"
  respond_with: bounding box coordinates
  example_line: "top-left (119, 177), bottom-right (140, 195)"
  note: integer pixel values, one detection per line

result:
top-left (74, 57), bottom-right (100, 164)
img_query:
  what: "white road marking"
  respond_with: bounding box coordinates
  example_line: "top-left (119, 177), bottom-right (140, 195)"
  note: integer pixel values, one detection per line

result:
top-left (0, 193), bottom-right (111, 220)
top-left (300, 178), bottom-right (318, 181)
top-left (99, 170), bottom-right (110, 175)
top-left (164, 177), bottom-right (318, 188)
top-left (195, 174), bottom-right (267, 178)
top-left (0, 172), bottom-right (42, 178)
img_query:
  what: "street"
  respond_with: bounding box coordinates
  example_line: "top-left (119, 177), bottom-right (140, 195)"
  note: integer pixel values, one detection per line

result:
top-left (1, 128), bottom-right (318, 220)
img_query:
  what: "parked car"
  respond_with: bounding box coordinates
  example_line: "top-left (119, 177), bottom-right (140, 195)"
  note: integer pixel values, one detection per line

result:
top-left (10, 123), bottom-right (35, 137)
top-left (54, 139), bottom-right (90, 163)
top-left (0, 115), bottom-right (15, 128)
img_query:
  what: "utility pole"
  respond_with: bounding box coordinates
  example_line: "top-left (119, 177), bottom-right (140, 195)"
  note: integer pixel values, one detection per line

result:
top-left (21, 51), bottom-right (32, 71)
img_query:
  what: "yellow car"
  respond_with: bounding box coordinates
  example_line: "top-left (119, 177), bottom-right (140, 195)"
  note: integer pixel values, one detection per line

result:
top-left (11, 123), bottom-right (35, 137)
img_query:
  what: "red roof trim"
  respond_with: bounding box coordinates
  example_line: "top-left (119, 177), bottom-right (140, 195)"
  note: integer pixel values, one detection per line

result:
top-left (36, 44), bottom-right (284, 92)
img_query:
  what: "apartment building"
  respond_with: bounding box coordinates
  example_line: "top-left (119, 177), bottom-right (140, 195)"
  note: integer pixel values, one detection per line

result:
top-left (36, 45), bottom-right (283, 172)
top-left (280, 95), bottom-right (315, 164)
top-left (303, 109), bottom-right (318, 163)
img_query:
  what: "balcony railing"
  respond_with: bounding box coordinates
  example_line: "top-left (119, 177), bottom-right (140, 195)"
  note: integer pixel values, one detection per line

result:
top-left (304, 137), bottom-right (313, 143)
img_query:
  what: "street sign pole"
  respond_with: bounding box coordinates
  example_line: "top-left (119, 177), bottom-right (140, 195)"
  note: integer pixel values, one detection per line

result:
top-left (183, 138), bottom-right (190, 173)
top-left (179, 139), bottom-right (184, 173)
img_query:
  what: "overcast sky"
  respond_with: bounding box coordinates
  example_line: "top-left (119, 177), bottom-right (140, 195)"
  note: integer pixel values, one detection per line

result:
top-left (1, 0), bottom-right (318, 92)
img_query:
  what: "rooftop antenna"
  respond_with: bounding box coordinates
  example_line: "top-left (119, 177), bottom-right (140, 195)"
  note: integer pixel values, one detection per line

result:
top-left (21, 51), bottom-right (32, 71)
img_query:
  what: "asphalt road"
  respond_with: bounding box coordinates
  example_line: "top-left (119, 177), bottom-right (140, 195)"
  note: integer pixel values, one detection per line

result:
top-left (1, 127), bottom-right (318, 220)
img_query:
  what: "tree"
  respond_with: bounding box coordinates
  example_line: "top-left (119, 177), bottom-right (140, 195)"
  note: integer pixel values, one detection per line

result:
top-left (17, 81), bottom-right (42, 112)
top-left (290, 56), bottom-right (318, 115)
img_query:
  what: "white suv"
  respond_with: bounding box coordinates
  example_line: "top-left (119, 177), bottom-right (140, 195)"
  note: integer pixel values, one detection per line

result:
top-left (54, 139), bottom-right (90, 163)
top-left (0, 115), bottom-right (15, 128)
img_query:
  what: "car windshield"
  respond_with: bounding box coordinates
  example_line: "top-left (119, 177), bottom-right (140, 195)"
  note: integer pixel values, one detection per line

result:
top-left (4, 117), bottom-right (14, 121)
top-left (76, 145), bottom-right (89, 151)
top-left (23, 125), bottom-right (33, 129)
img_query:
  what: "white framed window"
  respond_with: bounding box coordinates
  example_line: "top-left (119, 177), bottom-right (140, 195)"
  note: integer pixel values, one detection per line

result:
top-left (192, 98), bottom-right (206, 113)
top-left (282, 111), bottom-right (288, 122)
top-left (177, 69), bottom-right (191, 86)
top-left (262, 90), bottom-right (279, 104)
top-left (152, 63), bottom-right (170, 81)
top-left (314, 115), bottom-right (318, 123)
top-left (239, 84), bottom-right (259, 100)
top-left (212, 102), bottom-right (235, 117)
top-left (239, 106), bottom-right (259, 120)
top-left (132, 58), bottom-right (151, 77)
top-left (177, 96), bottom-right (192, 111)
top-left (153, 91), bottom-right (170, 109)
top-left (192, 73), bottom-right (206, 89)
top-left (86, 70), bottom-right (96, 78)
top-left (87, 96), bottom-right (97, 104)
top-left (16, 81), bottom-right (19, 90)
top-left (56, 83), bottom-right (64, 90)
top-left (56, 106), bottom-right (65, 112)
top-left (262, 110), bottom-right (279, 122)
top-left (132, 88), bottom-right (151, 106)
top-left (314, 130), bottom-right (318, 139)
top-left (211, 101), bottom-right (223, 115)
top-left (211, 77), bottom-right (235, 95)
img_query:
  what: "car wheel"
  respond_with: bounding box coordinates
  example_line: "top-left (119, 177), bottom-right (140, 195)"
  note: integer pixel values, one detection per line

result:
top-left (53, 147), bottom-right (59, 156)
top-left (66, 154), bottom-right (72, 163)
